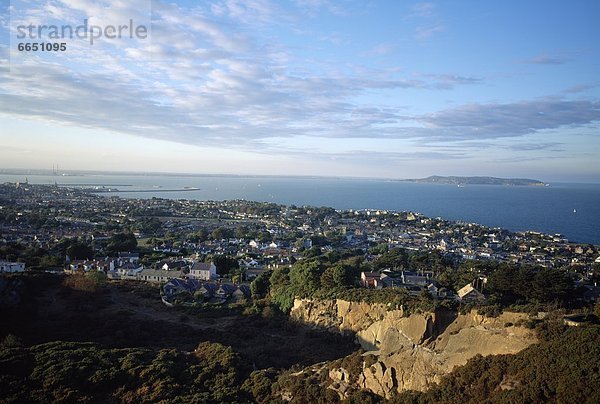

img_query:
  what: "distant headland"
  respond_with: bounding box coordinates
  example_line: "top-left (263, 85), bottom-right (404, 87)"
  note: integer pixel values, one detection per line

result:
top-left (402, 175), bottom-right (546, 186)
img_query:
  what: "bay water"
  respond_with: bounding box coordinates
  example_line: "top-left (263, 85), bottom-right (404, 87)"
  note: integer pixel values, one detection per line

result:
top-left (2, 172), bottom-right (598, 244)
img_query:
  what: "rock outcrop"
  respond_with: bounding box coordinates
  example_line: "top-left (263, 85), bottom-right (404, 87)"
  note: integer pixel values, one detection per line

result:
top-left (291, 298), bottom-right (537, 398)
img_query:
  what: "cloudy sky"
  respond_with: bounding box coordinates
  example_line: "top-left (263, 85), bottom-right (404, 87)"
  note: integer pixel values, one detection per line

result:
top-left (1, 0), bottom-right (599, 181)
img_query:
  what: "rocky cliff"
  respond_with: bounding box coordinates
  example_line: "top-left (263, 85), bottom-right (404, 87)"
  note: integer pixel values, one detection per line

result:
top-left (291, 298), bottom-right (537, 398)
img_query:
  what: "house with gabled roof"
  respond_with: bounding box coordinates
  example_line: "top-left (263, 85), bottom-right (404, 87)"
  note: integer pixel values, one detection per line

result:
top-left (457, 283), bottom-right (485, 301)
top-left (361, 271), bottom-right (381, 288)
top-left (215, 283), bottom-right (237, 299)
top-left (160, 260), bottom-right (190, 271)
top-left (163, 278), bottom-right (193, 297)
top-left (118, 252), bottom-right (140, 264)
top-left (232, 284), bottom-right (251, 301)
top-left (197, 282), bottom-right (218, 298)
top-left (189, 261), bottom-right (217, 281)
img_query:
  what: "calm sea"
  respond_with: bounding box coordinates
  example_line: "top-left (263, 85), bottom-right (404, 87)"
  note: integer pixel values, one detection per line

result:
top-left (2, 173), bottom-right (599, 244)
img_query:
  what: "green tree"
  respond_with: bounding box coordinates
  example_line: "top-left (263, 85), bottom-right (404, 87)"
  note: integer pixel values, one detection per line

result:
top-left (212, 255), bottom-right (239, 276)
top-left (66, 242), bottom-right (94, 260)
top-left (269, 267), bottom-right (294, 312)
top-left (250, 271), bottom-right (271, 297)
top-left (373, 248), bottom-right (409, 270)
top-left (303, 246), bottom-right (322, 258)
top-left (320, 264), bottom-right (354, 289)
top-left (231, 267), bottom-right (247, 284)
top-left (289, 260), bottom-right (323, 297)
top-left (211, 227), bottom-right (233, 240)
top-left (107, 233), bottom-right (137, 254)
top-left (234, 226), bottom-right (251, 239)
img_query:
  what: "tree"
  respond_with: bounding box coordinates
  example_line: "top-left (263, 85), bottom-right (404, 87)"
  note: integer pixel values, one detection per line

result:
top-left (303, 247), bottom-right (322, 258)
top-left (213, 255), bottom-right (239, 276)
top-left (234, 226), bottom-right (251, 239)
top-left (250, 271), bottom-right (271, 297)
top-left (196, 229), bottom-right (209, 242)
top-left (320, 264), bottom-right (354, 289)
top-left (289, 260), bottom-right (322, 297)
top-left (487, 264), bottom-right (575, 307)
top-left (211, 227), bottom-right (233, 240)
top-left (373, 248), bottom-right (408, 270)
top-left (107, 232), bottom-right (137, 254)
top-left (369, 243), bottom-right (389, 255)
top-left (39, 255), bottom-right (64, 268)
top-left (66, 242), bottom-right (94, 260)
top-left (269, 267), bottom-right (294, 312)
top-left (231, 267), bottom-right (247, 284)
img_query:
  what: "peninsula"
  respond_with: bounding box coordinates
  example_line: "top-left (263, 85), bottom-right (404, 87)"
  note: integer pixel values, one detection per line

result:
top-left (403, 175), bottom-right (546, 186)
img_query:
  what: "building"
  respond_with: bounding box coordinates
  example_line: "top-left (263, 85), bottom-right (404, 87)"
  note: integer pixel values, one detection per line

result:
top-left (457, 283), bottom-right (485, 302)
top-left (189, 261), bottom-right (217, 281)
top-left (139, 268), bottom-right (183, 284)
top-left (361, 271), bottom-right (381, 288)
top-left (118, 252), bottom-right (140, 265)
top-left (401, 270), bottom-right (433, 286)
top-left (160, 260), bottom-right (190, 271)
top-left (0, 261), bottom-right (26, 273)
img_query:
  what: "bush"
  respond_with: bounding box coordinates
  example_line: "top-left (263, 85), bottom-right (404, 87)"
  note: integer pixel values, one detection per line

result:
top-left (0, 334), bottom-right (23, 349)
top-left (0, 340), bottom-right (246, 403)
top-left (63, 271), bottom-right (106, 292)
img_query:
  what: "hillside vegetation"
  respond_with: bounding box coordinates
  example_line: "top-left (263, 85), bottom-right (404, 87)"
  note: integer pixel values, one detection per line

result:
top-left (1, 271), bottom-right (598, 403)
top-left (392, 324), bottom-right (600, 404)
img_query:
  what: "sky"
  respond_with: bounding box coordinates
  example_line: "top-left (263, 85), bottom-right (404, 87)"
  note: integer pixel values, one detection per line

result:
top-left (0, 0), bottom-right (599, 182)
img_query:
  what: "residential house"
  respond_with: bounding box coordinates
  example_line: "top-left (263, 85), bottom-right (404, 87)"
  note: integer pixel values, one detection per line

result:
top-left (427, 283), bottom-right (439, 297)
top-left (189, 261), bottom-right (217, 281)
top-left (379, 271), bottom-right (403, 288)
top-left (68, 259), bottom-right (114, 273)
top-left (457, 283), bottom-right (485, 301)
top-left (161, 260), bottom-right (190, 271)
top-left (139, 268), bottom-right (183, 284)
top-left (115, 261), bottom-right (144, 278)
top-left (163, 278), bottom-right (195, 297)
top-left (239, 258), bottom-right (261, 269)
top-left (401, 271), bottom-right (434, 286)
top-left (246, 267), bottom-right (268, 280)
top-left (197, 282), bottom-right (218, 298)
top-left (232, 284), bottom-right (251, 301)
top-left (302, 238), bottom-right (313, 249)
top-left (215, 283), bottom-right (237, 299)
top-left (0, 261), bottom-right (25, 273)
top-left (361, 271), bottom-right (381, 288)
top-left (118, 252), bottom-right (140, 265)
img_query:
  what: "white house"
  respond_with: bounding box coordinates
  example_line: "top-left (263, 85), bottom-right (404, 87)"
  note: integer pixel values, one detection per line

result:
top-left (0, 261), bottom-right (25, 273)
top-left (189, 261), bottom-right (217, 281)
top-left (115, 262), bottom-right (144, 278)
top-left (118, 252), bottom-right (140, 265)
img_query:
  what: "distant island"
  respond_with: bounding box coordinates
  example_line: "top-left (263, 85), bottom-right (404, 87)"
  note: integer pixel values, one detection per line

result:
top-left (403, 175), bottom-right (546, 186)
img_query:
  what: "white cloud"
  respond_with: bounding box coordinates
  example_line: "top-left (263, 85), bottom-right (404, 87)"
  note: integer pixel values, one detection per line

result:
top-left (1, 0), bottom-right (598, 178)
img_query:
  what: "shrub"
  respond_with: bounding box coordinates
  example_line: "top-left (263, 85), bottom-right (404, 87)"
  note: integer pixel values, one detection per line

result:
top-left (0, 334), bottom-right (23, 349)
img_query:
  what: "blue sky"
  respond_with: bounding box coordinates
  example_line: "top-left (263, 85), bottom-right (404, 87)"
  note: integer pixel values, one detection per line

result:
top-left (1, 0), bottom-right (599, 181)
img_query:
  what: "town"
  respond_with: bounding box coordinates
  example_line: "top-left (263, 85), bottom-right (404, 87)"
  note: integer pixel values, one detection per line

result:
top-left (1, 181), bottom-right (598, 307)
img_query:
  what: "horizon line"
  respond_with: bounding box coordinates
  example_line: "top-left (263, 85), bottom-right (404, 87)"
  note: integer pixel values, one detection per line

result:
top-left (0, 167), bottom-right (598, 185)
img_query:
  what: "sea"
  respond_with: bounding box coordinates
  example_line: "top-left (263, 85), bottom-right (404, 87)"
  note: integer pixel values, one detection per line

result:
top-left (2, 172), bottom-right (599, 245)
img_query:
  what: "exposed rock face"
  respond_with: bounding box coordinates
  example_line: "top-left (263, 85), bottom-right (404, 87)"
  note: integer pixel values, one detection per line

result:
top-left (291, 299), bottom-right (537, 398)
